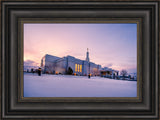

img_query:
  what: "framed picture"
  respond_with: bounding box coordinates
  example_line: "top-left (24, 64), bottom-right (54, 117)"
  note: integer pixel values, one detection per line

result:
top-left (1, 0), bottom-right (159, 119)
top-left (23, 22), bottom-right (138, 98)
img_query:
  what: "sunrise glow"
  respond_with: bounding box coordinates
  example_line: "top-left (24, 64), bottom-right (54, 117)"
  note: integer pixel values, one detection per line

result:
top-left (24, 23), bottom-right (137, 73)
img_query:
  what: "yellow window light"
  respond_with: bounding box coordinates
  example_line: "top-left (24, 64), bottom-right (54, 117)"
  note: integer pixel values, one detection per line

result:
top-left (80, 65), bottom-right (82, 72)
top-left (78, 64), bottom-right (79, 72)
top-left (75, 64), bottom-right (77, 72)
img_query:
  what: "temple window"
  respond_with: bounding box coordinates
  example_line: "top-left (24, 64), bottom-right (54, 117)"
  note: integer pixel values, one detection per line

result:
top-left (75, 64), bottom-right (82, 72)
top-left (78, 64), bottom-right (79, 72)
top-left (80, 65), bottom-right (82, 72)
top-left (75, 64), bottom-right (77, 72)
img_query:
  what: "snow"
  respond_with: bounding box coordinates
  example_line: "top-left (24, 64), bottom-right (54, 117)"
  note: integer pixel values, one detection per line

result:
top-left (24, 73), bottom-right (137, 97)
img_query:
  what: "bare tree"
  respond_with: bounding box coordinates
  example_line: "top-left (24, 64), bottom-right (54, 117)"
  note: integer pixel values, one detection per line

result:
top-left (120, 69), bottom-right (128, 80)
top-left (92, 68), bottom-right (99, 76)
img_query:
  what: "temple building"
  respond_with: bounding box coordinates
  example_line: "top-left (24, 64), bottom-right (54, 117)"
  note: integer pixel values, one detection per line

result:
top-left (40, 49), bottom-right (118, 77)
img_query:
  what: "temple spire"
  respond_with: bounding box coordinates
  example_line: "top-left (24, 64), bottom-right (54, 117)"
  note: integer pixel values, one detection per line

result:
top-left (86, 48), bottom-right (90, 62)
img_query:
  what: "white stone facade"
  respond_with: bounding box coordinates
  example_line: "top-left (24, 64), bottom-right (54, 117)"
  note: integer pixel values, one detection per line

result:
top-left (41, 54), bottom-right (101, 76)
top-left (40, 51), bottom-right (118, 77)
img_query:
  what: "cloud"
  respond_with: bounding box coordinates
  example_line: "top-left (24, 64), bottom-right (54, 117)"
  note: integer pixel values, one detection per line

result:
top-left (127, 68), bottom-right (137, 74)
top-left (103, 63), bottom-right (113, 68)
top-left (24, 60), bottom-right (39, 66)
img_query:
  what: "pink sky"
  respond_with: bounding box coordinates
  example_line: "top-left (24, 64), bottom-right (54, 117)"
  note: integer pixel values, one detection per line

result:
top-left (24, 23), bottom-right (137, 73)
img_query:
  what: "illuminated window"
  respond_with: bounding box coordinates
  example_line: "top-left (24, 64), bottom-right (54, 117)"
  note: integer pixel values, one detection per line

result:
top-left (80, 65), bottom-right (82, 72)
top-left (78, 64), bottom-right (79, 72)
top-left (75, 64), bottom-right (77, 72)
top-left (75, 64), bottom-right (82, 72)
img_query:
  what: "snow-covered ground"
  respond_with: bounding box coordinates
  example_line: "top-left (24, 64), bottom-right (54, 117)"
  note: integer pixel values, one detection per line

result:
top-left (24, 73), bottom-right (137, 97)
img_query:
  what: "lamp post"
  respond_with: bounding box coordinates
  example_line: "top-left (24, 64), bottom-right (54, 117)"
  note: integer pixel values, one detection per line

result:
top-left (88, 62), bottom-right (90, 79)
